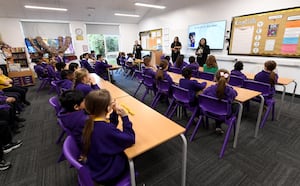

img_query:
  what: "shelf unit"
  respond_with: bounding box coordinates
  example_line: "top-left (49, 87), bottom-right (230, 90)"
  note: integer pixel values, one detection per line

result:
top-left (8, 70), bottom-right (35, 87)
top-left (11, 47), bottom-right (29, 68)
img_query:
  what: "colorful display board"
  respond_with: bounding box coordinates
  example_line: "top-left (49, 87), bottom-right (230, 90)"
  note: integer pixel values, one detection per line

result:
top-left (229, 7), bottom-right (300, 57)
top-left (139, 29), bottom-right (162, 51)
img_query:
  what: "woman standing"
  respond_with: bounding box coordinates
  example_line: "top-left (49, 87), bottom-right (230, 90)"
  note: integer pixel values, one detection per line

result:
top-left (133, 40), bottom-right (143, 59)
top-left (195, 38), bottom-right (210, 67)
top-left (171, 36), bottom-right (182, 63)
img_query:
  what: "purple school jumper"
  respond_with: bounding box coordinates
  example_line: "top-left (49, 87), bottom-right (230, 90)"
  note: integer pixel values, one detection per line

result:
top-left (254, 70), bottom-right (278, 95)
top-left (80, 59), bottom-right (95, 73)
top-left (143, 67), bottom-right (156, 78)
top-left (203, 84), bottom-right (237, 102)
top-left (94, 61), bottom-right (112, 80)
top-left (85, 115), bottom-right (135, 184)
top-left (75, 83), bottom-right (100, 97)
top-left (185, 63), bottom-right (199, 71)
top-left (58, 79), bottom-right (73, 90)
top-left (179, 78), bottom-right (207, 99)
top-left (57, 110), bottom-right (88, 147)
top-left (230, 70), bottom-right (247, 80)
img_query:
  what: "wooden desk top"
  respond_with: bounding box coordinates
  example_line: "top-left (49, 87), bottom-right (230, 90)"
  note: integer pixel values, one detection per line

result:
top-left (90, 73), bottom-right (129, 99)
top-left (244, 72), bottom-right (294, 85)
top-left (109, 65), bottom-right (122, 70)
top-left (168, 72), bottom-right (261, 103)
top-left (115, 96), bottom-right (185, 159)
top-left (134, 59), bottom-right (144, 63)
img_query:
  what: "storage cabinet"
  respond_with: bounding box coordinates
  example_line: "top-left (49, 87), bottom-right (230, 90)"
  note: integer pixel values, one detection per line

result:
top-left (11, 47), bottom-right (29, 68)
top-left (8, 70), bottom-right (35, 87)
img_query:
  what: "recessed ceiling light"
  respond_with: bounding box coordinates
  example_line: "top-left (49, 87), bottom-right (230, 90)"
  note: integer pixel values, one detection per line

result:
top-left (24, 5), bottom-right (68, 11)
top-left (134, 2), bottom-right (166, 9)
top-left (114, 13), bottom-right (140, 17)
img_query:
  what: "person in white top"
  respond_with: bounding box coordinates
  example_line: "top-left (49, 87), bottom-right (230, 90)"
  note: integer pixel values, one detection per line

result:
top-left (0, 47), bottom-right (8, 76)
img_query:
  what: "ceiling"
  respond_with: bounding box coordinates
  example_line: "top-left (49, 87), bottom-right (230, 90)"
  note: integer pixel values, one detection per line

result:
top-left (0, 0), bottom-right (199, 24)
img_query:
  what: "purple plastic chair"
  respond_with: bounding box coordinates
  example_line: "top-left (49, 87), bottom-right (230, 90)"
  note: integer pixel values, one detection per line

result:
top-left (191, 70), bottom-right (199, 78)
top-left (169, 66), bottom-right (182, 74)
top-left (49, 96), bottom-right (61, 115)
top-left (166, 85), bottom-right (197, 129)
top-left (198, 72), bottom-right (214, 81)
top-left (50, 81), bottom-right (62, 95)
top-left (189, 94), bottom-right (237, 158)
top-left (243, 80), bottom-right (275, 128)
top-left (151, 79), bottom-right (171, 109)
top-left (63, 136), bottom-right (132, 186)
top-left (133, 70), bottom-right (144, 97)
top-left (228, 75), bottom-right (244, 87)
top-left (141, 74), bottom-right (156, 102)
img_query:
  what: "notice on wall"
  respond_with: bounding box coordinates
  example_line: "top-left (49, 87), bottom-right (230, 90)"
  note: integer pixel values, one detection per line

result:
top-left (229, 7), bottom-right (300, 57)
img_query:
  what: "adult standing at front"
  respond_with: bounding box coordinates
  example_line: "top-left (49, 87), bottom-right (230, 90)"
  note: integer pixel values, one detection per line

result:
top-left (195, 38), bottom-right (210, 67)
top-left (171, 36), bottom-right (182, 63)
top-left (133, 40), bottom-right (143, 59)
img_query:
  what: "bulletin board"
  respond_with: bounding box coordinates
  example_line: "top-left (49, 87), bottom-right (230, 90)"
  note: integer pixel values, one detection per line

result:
top-left (229, 7), bottom-right (300, 57)
top-left (139, 28), bottom-right (162, 51)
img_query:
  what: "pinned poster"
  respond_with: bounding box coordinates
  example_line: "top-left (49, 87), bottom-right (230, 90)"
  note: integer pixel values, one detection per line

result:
top-left (82, 45), bottom-right (89, 52)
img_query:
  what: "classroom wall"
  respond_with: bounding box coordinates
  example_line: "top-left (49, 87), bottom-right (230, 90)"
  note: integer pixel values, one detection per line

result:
top-left (138, 0), bottom-right (300, 94)
top-left (0, 18), bottom-right (138, 59)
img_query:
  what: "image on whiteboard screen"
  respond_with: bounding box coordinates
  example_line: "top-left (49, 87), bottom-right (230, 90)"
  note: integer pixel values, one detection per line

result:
top-left (188, 20), bottom-right (226, 50)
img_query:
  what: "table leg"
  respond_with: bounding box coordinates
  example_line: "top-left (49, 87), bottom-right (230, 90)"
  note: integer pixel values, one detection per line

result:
top-left (233, 102), bottom-right (243, 148)
top-left (180, 134), bottom-right (187, 186)
top-left (291, 81), bottom-right (297, 104)
top-left (254, 95), bottom-right (264, 138)
top-left (107, 69), bottom-right (111, 82)
top-left (276, 85), bottom-right (286, 121)
top-left (128, 159), bottom-right (136, 186)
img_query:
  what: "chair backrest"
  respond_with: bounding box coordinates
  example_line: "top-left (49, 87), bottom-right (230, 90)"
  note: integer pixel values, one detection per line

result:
top-left (134, 70), bottom-right (144, 82)
top-left (198, 94), bottom-right (231, 121)
top-left (198, 72), bottom-right (214, 81)
top-left (49, 96), bottom-right (61, 115)
top-left (142, 74), bottom-right (155, 87)
top-left (51, 81), bottom-right (61, 95)
top-left (191, 70), bottom-right (199, 78)
top-left (228, 75), bottom-right (244, 87)
top-left (57, 118), bottom-right (72, 136)
top-left (171, 85), bottom-right (192, 104)
top-left (169, 66), bottom-right (182, 74)
top-left (243, 80), bottom-right (271, 96)
top-left (63, 136), bottom-right (94, 186)
top-left (156, 79), bottom-right (171, 93)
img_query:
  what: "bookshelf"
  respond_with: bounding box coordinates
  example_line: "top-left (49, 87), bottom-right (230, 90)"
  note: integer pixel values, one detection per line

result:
top-left (11, 47), bottom-right (29, 67)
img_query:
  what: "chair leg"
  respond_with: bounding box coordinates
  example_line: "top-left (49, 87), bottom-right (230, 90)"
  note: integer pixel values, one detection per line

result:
top-left (133, 82), bottom-right (143, 97)
top-left (56, 130), bottom-right (66, 144)
top-left (165, 98), bottom-right (175, 116)
top-left (185, 108), bottom-right (198, 134)
top-left (271, 103), bottom-right (275, 121)
top-left (168, 104), bottom-right (178, 118)
top-left (219, 121), bottom-right (235, 158)
top-left (141, 88), bottom-right (149, 102)
top-left (260, 106), bottom-right (272, 128)
top-left (190, 116), bottom-right (203, 141)
top-left (151, 93), bottom-right (161, 108)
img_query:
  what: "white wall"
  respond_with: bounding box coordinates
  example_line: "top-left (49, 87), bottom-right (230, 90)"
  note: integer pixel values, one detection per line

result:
top-left (0, 18), bottom-right (139, 59)
top-left (138, 0), bottom-right (300, 94)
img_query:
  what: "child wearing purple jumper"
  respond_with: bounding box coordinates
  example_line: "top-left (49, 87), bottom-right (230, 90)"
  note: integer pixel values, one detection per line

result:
top-left (81, 89), bottom-right (135, 185)
top-left (203, 69), bottom-right (237, 134)
top-left (74, 68), bottom-right (100, 97)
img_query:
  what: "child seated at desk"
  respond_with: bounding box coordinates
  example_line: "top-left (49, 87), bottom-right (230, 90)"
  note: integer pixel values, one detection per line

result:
top-left (74, 68), bottom-right (100, 97)
top-left (173, 54), bottom-right (188, 69)
top-left (143, 56), bottom-right (156, 78)
top-left (156, 59), bottom-right (174, 86)
top-left (55, 62), bottom-right (66, 80)
top-left (59, 70), bottom-right (74, 91)
top-left (203, 69), bottom-right (237, 135)
top-left (95, 54), bottom-right (112, 80)
top-left (231, 61), bottom-right (247, 80)
top-left (179, 68), bottom-right (206, 103)
top-left (58, 90), bottom-right (87, 147)
top-left (185, 56), bottom-right (199, 71)
top-left (203, 55), bottom-right (218, 74)
top-left (254, 60), bottom-right (278, 97)
top-left (81, 89), bottom-right (135, 185)
top-left (68, 62), bottom-right (79, 72)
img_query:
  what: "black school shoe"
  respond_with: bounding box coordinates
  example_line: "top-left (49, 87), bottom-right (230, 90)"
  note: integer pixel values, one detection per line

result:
top-left (0, 160), bottom-right (11, 171)
top-left (3, 140), bottom-right (23, 154)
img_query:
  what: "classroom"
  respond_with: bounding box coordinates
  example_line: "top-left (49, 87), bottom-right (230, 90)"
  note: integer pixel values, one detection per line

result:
top-left (0, 0), bottom-right (300, 185)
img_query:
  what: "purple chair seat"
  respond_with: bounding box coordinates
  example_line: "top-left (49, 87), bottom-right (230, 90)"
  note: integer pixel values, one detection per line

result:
top-left (197, 72), bottom-right (214, 81)
top-left (169, 66), bottom-right (182, 74)
top-left (189, 94), bottom-right (237, 158)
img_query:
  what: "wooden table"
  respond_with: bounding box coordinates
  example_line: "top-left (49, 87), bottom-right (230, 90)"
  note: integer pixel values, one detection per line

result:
top-left (244, 72), bottom-right (297, 120)
top-left (107, 65), bottom-right (122, 82)
top-left (116, 96), bottom-right (187, 186)
top-left (169, 72), bottom-right (263, 147)
top-left (134, 59), bottom-right (144, 71)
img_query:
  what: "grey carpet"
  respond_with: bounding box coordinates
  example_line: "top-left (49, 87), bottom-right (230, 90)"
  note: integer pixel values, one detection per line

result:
top-left (1, 72), bottom-right (300, 186)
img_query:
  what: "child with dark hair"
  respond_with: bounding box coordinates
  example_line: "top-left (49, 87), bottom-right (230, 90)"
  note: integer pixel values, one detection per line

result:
top-left (55, 62), bottom-right (66, 80)
top-left (185, 56), bottom-right (199, 71)
top-left (143, 56), bottom-right (156, 78)
top-left (156, 59), bottom-right (173, 86)
top-left (231, 61), bottom-right (247, 80)
top-left (82, 89), bottom-right (135, 185)
top-left (254, 60), bottom-right (278, 96)
top-left (80, 53), bottom-right (95, 73)
top-left (59, 70), bottom-right (74, 90)
top-left (95, 54), bottom-right (112, 80)
top-left (203, 69), bottom-right (237, 134)
top-left (174, 55), bottom-right (188, 69)
top-left (179, 68), bottom-right (206, 101)
top-left (58, 90), bottom-right (87, 146)
top-left (68, 62), bottom-right (79, 72)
